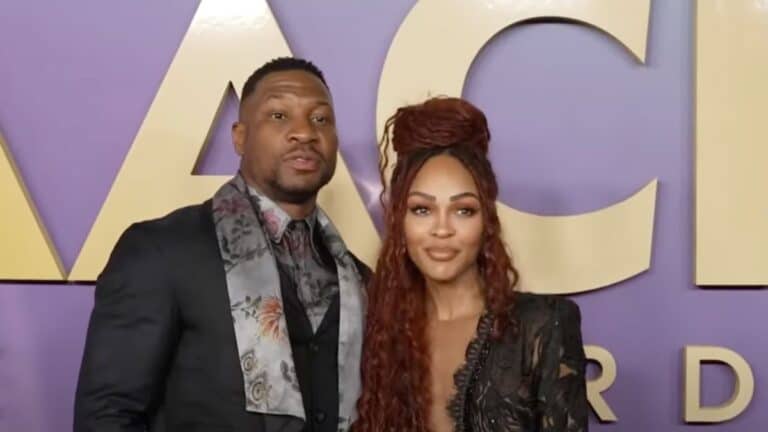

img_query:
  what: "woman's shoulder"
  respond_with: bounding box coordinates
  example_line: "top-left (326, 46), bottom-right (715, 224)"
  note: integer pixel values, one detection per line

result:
top-left (507, 292), bottom-right (582, 331)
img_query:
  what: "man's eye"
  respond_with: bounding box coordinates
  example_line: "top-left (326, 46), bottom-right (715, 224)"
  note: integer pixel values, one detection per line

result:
top-left (270, 112), bottom-right (286, 120)
top-left (312, 115), bottom-right (327, 124)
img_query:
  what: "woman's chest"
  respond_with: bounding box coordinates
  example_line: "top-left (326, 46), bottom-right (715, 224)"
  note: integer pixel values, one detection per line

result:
top-left (463, 339), bottom-right (541, 431)
top-left (428, 316), bottom-right (482, 432)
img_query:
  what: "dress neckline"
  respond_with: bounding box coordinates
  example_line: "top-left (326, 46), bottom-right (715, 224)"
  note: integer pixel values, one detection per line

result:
top-left (446, 311), bottom-right (494, 431)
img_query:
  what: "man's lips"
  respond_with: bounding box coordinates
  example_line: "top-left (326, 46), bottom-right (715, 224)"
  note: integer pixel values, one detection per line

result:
top-left (284, 152), bottom-right (321, 171)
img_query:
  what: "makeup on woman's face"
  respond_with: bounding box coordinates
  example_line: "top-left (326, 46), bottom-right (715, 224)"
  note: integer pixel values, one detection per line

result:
top-left (404, 154), bottom-right (484, 286)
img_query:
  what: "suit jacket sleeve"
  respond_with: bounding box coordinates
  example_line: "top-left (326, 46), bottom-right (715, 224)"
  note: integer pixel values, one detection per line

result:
top-left (74, 223), bottom-right (180, 432)
top-left (536, 298), bottom-right (589, 432)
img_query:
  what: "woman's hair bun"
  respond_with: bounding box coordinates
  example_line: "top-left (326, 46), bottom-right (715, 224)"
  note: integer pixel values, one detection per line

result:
top-left (388, 97), bottom-right (490, 156)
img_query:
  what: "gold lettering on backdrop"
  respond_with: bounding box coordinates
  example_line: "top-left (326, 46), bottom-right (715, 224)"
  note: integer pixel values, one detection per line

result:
top-left (684, 345), bottom-right (754, 423)
top-left (377, 0), bottom-right (656, 294)
top-left (13, 0), bottom-right (767, 290)
top-left (67, 0), bottom-right (378, 281)
top-left (695, 0), bottom-right (768, 285)
top-left (0, 128), bottom-right (63, 279)
top-left (585, 345), bottom-right (618, 422)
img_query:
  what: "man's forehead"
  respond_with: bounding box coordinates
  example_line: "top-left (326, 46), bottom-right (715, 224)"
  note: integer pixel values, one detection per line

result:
top-left (254, 70), bottom-right (330, 99)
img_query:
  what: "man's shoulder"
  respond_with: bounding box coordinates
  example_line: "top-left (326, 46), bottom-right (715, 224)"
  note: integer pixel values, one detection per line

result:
top-left (134, 200), bottom-right (211, 232)
top-left (119, 200), bottom-right (214, 249)
top-left (347, 252), bottom-right (372, 284)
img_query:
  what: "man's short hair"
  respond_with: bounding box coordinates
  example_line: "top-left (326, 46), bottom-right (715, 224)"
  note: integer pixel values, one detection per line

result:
top-left (241, 57), bottom-right (328, 105)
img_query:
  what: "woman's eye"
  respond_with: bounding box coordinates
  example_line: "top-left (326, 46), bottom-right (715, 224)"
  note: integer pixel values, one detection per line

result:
top-left (409, 206), bottom-right (430, 216)
top-left (270, 112), bottom-right (286, 120)
top-left (457, 207), bottom-right (478, 217)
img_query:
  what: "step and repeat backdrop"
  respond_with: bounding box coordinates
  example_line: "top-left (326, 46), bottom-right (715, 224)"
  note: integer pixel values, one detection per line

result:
top-left (0, 1), bottom-right (766, 430)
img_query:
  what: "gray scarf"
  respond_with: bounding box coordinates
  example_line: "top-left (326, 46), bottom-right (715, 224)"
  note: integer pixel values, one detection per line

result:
top-left (212, 175), bottom-right (365, 430)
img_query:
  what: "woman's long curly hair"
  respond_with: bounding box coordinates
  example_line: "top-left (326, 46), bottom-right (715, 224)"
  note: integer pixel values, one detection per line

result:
top-left (354, 97), bottom-right (519, 431)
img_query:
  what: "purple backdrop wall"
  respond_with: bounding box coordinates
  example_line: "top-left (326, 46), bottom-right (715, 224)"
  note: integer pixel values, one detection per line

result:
top-left (0, 1), bottom-right (765, 431)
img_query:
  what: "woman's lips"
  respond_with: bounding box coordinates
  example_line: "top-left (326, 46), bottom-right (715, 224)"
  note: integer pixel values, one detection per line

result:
top-left (425, 247), bottom-right (459, 261)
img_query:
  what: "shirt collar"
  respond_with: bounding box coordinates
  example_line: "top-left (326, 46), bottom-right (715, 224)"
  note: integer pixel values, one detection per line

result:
top-left (247, 185), bottom-right (319, 244)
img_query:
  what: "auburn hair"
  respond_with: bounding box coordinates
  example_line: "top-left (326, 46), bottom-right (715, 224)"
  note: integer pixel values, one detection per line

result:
top-left (354, 97), bottom-right (519, 431)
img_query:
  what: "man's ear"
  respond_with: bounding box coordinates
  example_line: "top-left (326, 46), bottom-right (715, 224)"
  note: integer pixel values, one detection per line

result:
top-left (232, 121), bottom-right (245, 156)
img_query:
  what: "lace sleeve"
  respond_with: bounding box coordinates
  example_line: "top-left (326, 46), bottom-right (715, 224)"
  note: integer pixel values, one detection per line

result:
top-left (536, 298), bottom-right (589, 432)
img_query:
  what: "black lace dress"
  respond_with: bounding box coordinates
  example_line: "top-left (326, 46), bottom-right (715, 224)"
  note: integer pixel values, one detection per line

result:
top-left (447, 293), bottom-right (588, 432)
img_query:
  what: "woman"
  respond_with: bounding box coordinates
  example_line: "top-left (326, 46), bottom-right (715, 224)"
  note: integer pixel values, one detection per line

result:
top-left (354, 97), bottom-right (588, 431)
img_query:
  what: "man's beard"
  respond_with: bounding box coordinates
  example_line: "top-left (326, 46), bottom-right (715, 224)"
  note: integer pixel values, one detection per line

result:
top-left (265, 165), bottom-right (335, 205)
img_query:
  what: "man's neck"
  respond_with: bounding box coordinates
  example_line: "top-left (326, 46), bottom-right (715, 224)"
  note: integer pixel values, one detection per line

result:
top-left (278, 200), bottom-right (317, 220)
top-left (242, 176), bottom-right (318, 220)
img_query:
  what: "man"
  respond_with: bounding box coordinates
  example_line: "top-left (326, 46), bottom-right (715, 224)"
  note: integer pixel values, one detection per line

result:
top-left (74, 57), bottom-right (369, 432)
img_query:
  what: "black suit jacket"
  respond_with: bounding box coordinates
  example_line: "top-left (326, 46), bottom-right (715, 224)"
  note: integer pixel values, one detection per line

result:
top-left (74, 200), bottom-right (370, 432)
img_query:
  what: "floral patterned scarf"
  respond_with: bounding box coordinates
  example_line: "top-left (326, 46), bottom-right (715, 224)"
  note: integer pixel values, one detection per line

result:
top-left (212, 174), bottom-right (365, 430)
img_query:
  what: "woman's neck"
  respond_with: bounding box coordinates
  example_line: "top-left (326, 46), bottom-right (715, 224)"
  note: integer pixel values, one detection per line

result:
top-left (425, 272), bottom-right (485, 321)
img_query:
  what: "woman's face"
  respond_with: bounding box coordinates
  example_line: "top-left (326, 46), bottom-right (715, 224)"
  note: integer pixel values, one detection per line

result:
top-left (404, 154), bottom-right (484, 286)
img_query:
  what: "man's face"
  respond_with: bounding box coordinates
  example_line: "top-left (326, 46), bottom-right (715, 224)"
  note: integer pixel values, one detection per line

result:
top-left (233, 70), bottom-right (338, 204)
